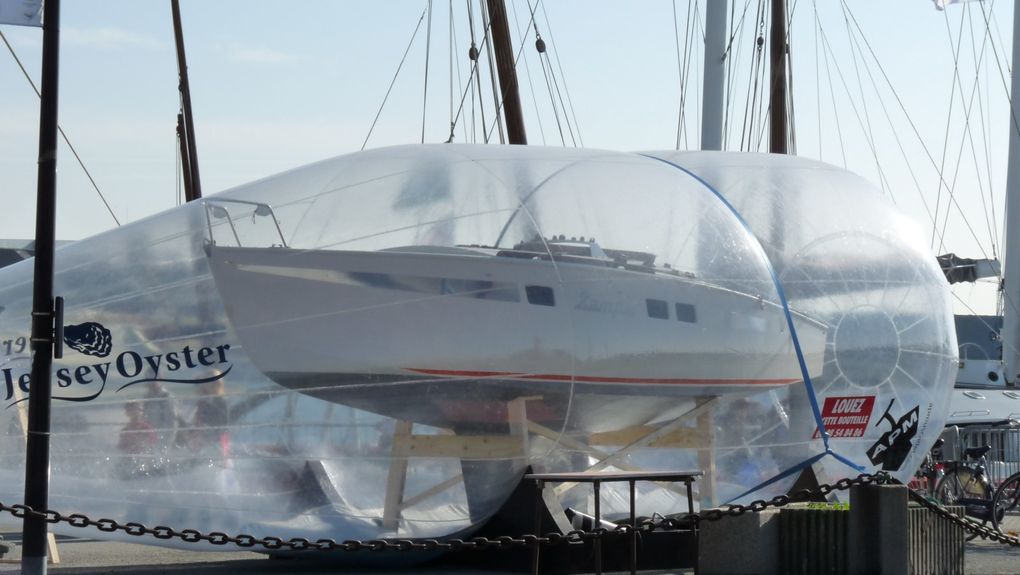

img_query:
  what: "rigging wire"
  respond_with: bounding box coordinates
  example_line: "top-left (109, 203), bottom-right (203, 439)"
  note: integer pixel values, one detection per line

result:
top-left (841, 3), bottom-right (997, 263)
top-left (422, 0), bottom-right (434, 143)
top-left (509, 0), bottom-right (548, 145)
top-left (449, 1), bottom-right (470, 144)
top-left (829, 2), bottom-right (932, 232)
top-left (448, 1), bottom-right (497, 144)
top-left (362, 7), bottom-right (429, 150)
top-left (838, 1), bottom-right (890, 198)
top-left (739, 0), bottom-right (766, 151)
top-left (977, 0), bottom-right (1012, 254)
top-left (535, 29), bottom-right (566, 146)
top-left (538, 1), bottom-right (583, 146)
top-left (813, 0), bottom-right (822, 159)
top-left (975, 0), bottom-right (1001, 256)
top-left (449, 1), bottom-right (455, 140)
top-left (787, 0), bottom-right (798, 154)
top-left (465, 0), bottom-right (488, 143)
top-left (723, 0), bottom-right (755, 150)
top-left (479, 0), bottom-right (506, 144)
top-left (930, 8), bottom-right (968, 249)
top-left (693, 5), bottom-right (704, 146)
top-left (482, 0), bottom-right (553, 144)
top-left (672, 0), bottom-right (685, 149)
top-left (1, 29), bottom-right (120, 226)
top-left (936, 4), bottom-right (998, 258)
top-left (175, 128), bottom-right (182, 206)
top-left (819, 15), bottom-right (847, 168)
top-left (814, 22), bottom-right (889, 189)
top-left (526, 0), bottom-right (575, 146)
top-left (672, 0), bottom-right (695, 149)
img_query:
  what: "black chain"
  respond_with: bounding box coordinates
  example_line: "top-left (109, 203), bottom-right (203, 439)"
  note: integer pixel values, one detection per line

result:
top-left (906, 489), bottom-right (1020, 546)
top-left (0, 471), bottom-right (1008, 552)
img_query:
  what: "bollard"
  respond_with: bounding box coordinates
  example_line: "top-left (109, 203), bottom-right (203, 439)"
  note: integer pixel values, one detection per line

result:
top-left (847, 483), bottom-right (908, 575)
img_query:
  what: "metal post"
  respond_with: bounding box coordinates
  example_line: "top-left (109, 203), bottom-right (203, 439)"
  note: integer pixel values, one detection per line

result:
top-left (593, 480), bottom-right (602, 575)
top-left (484, 0), bottom-right (527, 145)
top-left (701, 0), bottom-right (728, 151)
top-left (22, 0), bottom-right (61, 573)
top-left (1002, 0), bottom-right (1020, 384)
top-left (769, 0), bottom-right (788, 154)
top-left (171, 0), bottom-right (202, 200)
top-left (629, 479), bottom-right (637, 575)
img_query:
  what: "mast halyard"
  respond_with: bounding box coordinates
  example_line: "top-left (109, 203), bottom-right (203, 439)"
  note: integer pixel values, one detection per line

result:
top-left (171, 0), bottom-right (202, 201)
top-left (1001, 0), bottom-right (1020, 385)
top-left (485, 0), bottom-right (527, 145)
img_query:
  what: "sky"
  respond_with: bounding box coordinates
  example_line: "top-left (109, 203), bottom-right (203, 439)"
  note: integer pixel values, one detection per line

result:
top-left (0, 0), bottom-right (1014, 314)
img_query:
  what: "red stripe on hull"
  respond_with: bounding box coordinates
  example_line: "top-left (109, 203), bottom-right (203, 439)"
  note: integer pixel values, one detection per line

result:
top-left (405, 367), bottom-right (798, 386)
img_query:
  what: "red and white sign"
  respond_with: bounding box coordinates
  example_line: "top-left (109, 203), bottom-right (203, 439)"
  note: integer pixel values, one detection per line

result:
top-left (813, 396), bottom-right (876, 439)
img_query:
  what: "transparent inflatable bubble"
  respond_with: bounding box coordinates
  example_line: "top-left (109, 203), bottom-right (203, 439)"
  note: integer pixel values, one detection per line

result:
top-left (0, 145), bottom-right (955, 548)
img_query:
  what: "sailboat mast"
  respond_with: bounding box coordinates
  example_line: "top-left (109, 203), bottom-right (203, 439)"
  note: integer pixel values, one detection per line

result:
top-left (701, 0), bottom-right (728, 151)
top-left (171, 0), bottom-right (202, 200)
top-left (485, 0), bottom-right (527, 145)
top-left (1001, 0), bottom-right (1020, 385)
top-left (769, 0), bottom-right (788, 154)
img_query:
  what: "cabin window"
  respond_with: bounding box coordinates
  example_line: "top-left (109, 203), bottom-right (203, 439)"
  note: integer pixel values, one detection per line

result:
top-left (646, 299), bottom-right (669, 319)
top-left (526, 285), bottom-right (556, 307)
top-left (675, 303), bottom-right (697, 323)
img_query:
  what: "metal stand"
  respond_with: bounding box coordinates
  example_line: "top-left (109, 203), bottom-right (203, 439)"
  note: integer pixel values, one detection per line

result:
top-left (526, 470), bottom-right (703, 575)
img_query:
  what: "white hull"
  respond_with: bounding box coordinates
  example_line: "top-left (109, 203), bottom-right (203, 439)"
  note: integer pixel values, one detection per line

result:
top-left (208, 245), bottom-right (826, 432)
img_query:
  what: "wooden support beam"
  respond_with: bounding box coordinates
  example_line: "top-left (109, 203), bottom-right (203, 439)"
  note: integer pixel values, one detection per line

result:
top-left (381, 420), bottom-right (413, 531)
top-left (394, 434), bottom-right (525, 459)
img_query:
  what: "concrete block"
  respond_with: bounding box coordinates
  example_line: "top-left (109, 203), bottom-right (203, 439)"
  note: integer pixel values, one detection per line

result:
top-left (699, 508), bottom-right (780, 575)
top-left (848, 483), bottom-right (909, 575)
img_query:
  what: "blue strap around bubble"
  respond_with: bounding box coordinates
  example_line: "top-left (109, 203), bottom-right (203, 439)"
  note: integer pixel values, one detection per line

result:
top-left (642, 154), bottom-right (866, 496)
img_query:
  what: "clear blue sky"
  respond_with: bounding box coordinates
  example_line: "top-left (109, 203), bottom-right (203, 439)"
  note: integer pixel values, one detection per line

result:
top-left (0, 0), bottom-right (1012, 313)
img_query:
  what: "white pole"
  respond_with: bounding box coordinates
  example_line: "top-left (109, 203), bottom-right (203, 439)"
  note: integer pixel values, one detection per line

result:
top-left (1002, 0), bottom-right (1020, 383)
top-left (701, 0), bottom-right (728, 150)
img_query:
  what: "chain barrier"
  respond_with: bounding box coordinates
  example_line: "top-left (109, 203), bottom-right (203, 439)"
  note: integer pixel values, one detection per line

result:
top-left (905, 488), bottom-right (1020, 546)
top-left (0, 471), bottom-right (1014, 552)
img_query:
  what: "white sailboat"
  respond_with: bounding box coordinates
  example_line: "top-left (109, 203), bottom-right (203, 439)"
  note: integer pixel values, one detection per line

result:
top-left (0, 0), bottom-right (960, 558)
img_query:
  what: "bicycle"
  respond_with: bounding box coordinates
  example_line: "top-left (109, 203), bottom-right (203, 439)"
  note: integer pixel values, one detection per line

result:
top-left (910, 437), bottom-right (944, 497)
top-left (933, 444), bottom-right (1020, 539)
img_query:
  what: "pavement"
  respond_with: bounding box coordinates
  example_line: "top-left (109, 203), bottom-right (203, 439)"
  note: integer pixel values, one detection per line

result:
top-left (0, 531), bottom-right (1012, 574)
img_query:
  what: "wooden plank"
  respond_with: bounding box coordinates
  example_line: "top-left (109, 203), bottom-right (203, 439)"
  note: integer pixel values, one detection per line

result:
top-left (697, 410), bottom-right (717, 507)
top-left (399, 434), bottom-right (525, 459)
top-left (47, 533), bottom-right (59, 564)
top-left (589, 425), bottom-right (710, 448)
top-left (547, 398), bottom-right (718, 499)
top-left (381, 420), bottom-right (413, 530)
top-left (401, 474), bottom-right (465, 509)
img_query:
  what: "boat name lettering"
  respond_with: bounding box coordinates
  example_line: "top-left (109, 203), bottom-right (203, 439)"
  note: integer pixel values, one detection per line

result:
top-left (574, 291), bottom-right (631, 315)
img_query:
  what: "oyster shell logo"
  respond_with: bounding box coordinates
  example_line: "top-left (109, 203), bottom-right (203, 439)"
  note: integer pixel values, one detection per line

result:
top-left (63, 322), bottom-right (113, 358)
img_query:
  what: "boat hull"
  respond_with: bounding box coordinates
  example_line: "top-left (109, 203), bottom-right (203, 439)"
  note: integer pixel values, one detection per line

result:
top-left (207, 245), bottom-right (826, 432)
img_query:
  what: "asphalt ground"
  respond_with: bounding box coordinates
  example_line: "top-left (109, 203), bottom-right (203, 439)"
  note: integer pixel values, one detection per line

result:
top-left (0, 532), bottom-right (693, 575)
top-left (0, 532), bottom-right (1013, 574)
